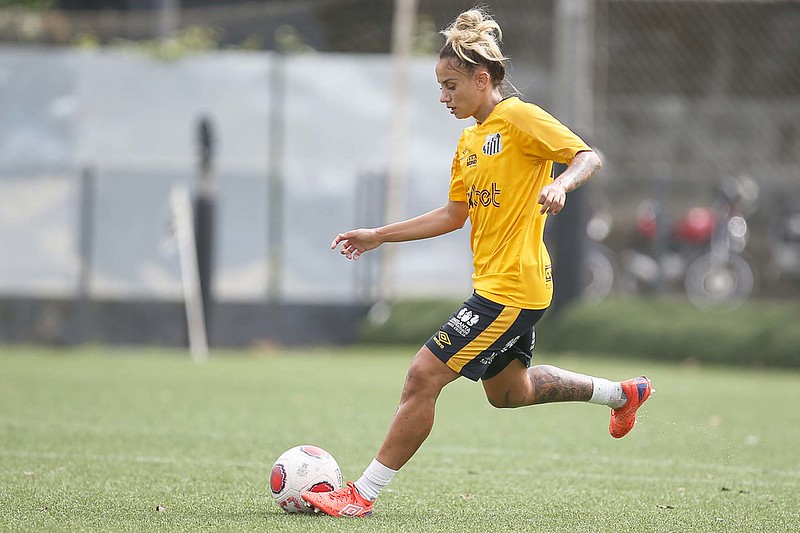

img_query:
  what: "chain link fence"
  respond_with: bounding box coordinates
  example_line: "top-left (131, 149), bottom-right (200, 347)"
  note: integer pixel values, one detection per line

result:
top-left (3, 0), bottom-right (797, 181)
top-left (1, 0), bottom-right (799, 299)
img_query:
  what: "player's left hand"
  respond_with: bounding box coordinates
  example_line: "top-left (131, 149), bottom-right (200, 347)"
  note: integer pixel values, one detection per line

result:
top-left (538, 182), bottom-right (567, 215)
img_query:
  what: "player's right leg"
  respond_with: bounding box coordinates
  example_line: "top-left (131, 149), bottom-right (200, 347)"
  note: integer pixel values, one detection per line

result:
top-left (301, 346), bottom-right (459, 517)
top-left (374, 346), bottom-right (460, 470)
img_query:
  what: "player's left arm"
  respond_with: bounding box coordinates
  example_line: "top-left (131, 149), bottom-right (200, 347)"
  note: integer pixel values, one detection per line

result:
top-left (538, 150), bottom-right (602, 215)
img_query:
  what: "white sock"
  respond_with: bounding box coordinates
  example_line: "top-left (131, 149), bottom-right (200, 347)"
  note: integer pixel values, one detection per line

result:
top-left (354, 459), bottom-right (397, 502)
top-left (589, 377), bottom-right (627, 409)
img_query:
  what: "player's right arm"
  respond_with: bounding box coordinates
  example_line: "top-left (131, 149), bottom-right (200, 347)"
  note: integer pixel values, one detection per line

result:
top-left (331, 200), bottom-right (469, 260)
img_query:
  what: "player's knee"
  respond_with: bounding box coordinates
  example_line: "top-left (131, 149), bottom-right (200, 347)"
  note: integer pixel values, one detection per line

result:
top-left (486, 389), bottom-right (518, 409)
top-left (401, 359), bottom-right (440, 400)
top-left (486, 394), bottom-right (508, 408)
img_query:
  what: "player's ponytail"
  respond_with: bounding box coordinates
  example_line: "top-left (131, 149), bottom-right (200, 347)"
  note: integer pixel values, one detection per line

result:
top-left (439, 8), bottom-right (509, 90)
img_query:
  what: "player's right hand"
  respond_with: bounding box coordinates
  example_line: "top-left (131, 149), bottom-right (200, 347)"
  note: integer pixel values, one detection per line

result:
top-left (331, 229), bottom-right (381, 260)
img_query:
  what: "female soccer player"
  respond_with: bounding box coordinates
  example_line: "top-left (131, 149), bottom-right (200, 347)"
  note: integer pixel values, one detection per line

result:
top-left (302, 8), bottom-right (652, 517)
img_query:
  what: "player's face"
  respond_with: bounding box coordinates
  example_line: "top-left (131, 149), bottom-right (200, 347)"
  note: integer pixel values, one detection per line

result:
top-left (435, 58), bottom-right (483, 120)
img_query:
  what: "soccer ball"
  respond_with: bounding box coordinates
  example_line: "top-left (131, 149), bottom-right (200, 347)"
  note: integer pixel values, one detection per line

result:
top-left (269, 445), bottom-right (342, 513)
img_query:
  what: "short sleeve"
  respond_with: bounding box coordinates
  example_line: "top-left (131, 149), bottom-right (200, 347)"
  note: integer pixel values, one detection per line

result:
top-left (513, 105), bottom-right (591, 165)
top-left (448, 146), bottom-right (467, 202)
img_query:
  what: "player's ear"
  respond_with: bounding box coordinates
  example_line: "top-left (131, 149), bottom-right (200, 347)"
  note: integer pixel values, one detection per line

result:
top-left (475, 69), bottom-right (490, 90)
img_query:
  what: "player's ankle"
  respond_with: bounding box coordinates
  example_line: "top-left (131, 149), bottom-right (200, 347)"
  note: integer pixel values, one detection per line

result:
top-left (589, 377), bottom-right (626, 408)
top-left (354, 458), bottom-right (397, 501)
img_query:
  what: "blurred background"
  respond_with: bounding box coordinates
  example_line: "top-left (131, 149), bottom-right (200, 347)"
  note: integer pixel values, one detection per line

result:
top-left (0, 0), bottom-right (798, 349)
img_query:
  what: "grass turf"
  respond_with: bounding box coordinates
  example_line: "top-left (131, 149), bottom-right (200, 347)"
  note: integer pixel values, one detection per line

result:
top-left (1, 346), bottom-right (798, 532)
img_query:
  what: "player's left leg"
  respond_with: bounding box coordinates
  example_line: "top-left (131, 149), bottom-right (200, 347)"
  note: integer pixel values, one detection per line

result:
top-left (482, 359), bottom-right (593, 407)
top-left (482, 359), bottom-right (652, 438)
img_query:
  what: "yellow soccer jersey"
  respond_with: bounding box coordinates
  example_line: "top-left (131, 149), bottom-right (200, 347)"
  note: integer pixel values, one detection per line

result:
top-left (449, 96), bottom-right (591, 309)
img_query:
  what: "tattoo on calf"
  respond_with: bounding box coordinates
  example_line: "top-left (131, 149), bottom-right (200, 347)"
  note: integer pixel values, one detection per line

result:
top-left (531, 365), bottom-right (592, 404)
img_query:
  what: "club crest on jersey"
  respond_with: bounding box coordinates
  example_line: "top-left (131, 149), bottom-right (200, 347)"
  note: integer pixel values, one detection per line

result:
top-left (482, 133), bottom-right (502, 156)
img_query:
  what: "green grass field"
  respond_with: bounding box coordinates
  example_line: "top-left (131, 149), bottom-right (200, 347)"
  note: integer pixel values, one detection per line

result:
top-left (1, 346), bottom-right (798, 532)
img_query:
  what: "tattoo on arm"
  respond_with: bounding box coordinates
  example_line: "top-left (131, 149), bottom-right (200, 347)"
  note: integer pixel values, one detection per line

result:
top-left (531, 365), bottom-right (593, 404)
top-left (553, 151), bottom-right (601, 194)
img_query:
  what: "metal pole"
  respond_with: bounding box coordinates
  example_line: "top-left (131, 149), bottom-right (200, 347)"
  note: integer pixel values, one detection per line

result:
top-left (171, 185), bottom-right (209, 361)
top-left (194, 116), bottom-right (215, 343)
top-left (377, 0), bottom-right (417, 311)
top-left (553, 0), bottom-right (595, 135)
top-left (157, 0), bottom-right (180, 39)
top-left (652, 166), bottom-right (671, 293)
top-left (76, 165), bottom-right (95, 344)
top-left (549, 0), bottom-right (596, 313)
top-left (77, 166), bottom-right (95, 300)
top-left (267, 52), bottom-right (286, 301)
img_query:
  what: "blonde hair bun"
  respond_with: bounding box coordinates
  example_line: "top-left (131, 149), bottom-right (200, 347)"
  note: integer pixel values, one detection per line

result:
top-left (441, 8), bottom-right (507, 66)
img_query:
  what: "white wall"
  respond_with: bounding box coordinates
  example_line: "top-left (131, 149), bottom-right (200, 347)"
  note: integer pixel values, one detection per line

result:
top-left (0, 47), bottom-right (474, 302)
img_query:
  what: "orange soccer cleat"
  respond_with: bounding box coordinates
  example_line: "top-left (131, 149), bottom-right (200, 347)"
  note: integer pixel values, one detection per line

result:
top-left (609, 376), bottom-right (652, 438)
top-left (301, 481), bottom-right (374, 517)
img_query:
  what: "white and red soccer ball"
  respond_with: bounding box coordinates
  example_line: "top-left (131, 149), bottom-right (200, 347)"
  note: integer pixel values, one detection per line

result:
top-left (269, 445), bottom-right (342, 513)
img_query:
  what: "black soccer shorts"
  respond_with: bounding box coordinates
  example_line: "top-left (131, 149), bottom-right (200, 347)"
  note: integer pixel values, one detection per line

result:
top-left (425, 292), bottom-right (547, 381)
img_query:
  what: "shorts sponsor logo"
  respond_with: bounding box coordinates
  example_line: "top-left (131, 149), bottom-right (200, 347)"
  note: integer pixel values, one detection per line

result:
top-left (448, 308), bottom-right (480, 337)
top-left (481, 335), bottom-right (521, 366)
top-left (432, 331), bottom-right (452, 349)
top-left (500, 335), bottom-right (520, 354)
top-left (457, 308), bottom-right (480, 326)
top-left (447, 318), bottom-right (470, 337)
